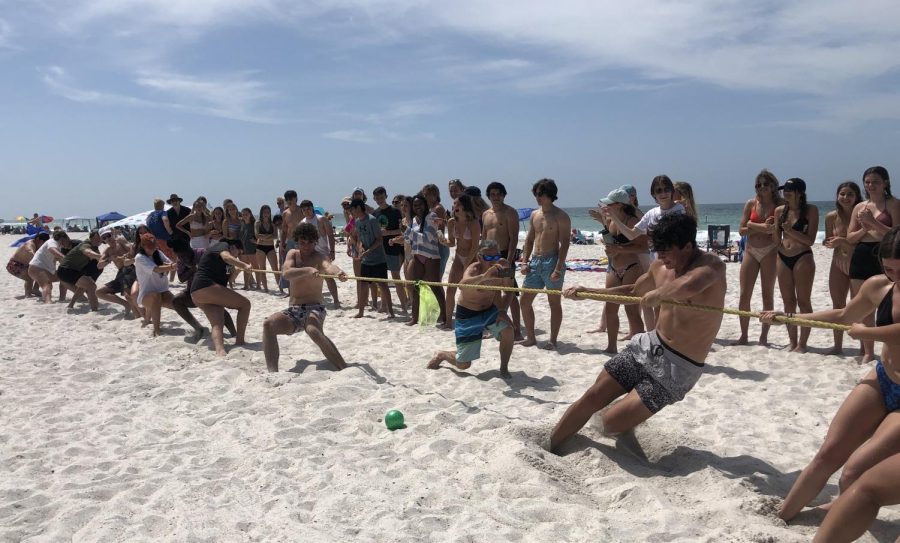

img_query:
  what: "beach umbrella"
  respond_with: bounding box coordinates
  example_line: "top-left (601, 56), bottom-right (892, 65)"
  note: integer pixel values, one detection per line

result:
top-left (15, 215), bottom-right (26, 221)
top-left (98, 206), bottom-right (170, 234)
top-left (41, 215), bottom-right (54, 223)
top-left (517, 208), bottom-right (535, 221)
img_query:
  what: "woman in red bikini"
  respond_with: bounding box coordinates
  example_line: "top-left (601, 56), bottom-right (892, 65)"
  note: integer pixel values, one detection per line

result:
top-left (846, 166), bottom-right (900, 363)
top-left (734, 169), bottom-right (783, 345)
top-left (773, 178), bottom-right (819, 353)
top-left (824, 181), bottom-right (863, 355)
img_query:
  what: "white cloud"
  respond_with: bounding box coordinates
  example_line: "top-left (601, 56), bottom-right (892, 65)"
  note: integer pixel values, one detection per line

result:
top-left (0, 17), bottom-right (15, 49)
top-left (23, 1), bottom-right (900, 127)
top-left (323, 129), bottom-right (375, 143)
top-left (363, 99), bottom-right (446, 124)
top-left (41, 65), bottom-right (280, 123)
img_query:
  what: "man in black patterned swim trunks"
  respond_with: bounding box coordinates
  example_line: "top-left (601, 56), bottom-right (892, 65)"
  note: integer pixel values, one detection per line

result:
top-left (262, 223), bottom-right (349, 372)
top-left (549, 213), bottom-right (726, 454)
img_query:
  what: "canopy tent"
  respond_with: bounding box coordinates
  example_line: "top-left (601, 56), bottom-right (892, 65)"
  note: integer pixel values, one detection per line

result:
top-left (95, 212), bottom-right (127, 227)
top-left (98, 206), bottom-right (170, 234)
top-left (63, 216), bottom-right (94, 231)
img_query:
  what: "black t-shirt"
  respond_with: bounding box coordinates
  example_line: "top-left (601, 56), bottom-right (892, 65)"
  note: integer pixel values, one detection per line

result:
top-left (375, 205), bottom-right (403, 256)
top-left (167, 205), bottom-right (191, 241)
top-left (190, 242), bottom-right (230, 292)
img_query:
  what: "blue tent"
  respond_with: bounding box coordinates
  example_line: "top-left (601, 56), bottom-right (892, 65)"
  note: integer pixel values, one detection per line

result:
top-left (517, 208), bottom-right (535, 221)
top-left (95, 211), bottom-right (126, 227)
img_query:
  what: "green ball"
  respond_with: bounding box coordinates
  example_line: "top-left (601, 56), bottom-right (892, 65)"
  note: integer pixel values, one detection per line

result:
top-left (384, 409), bottom-right (405, 430)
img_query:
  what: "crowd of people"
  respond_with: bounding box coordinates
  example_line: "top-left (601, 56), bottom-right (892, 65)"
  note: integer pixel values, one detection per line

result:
top-left (6, 169), bottom-right (900, 540)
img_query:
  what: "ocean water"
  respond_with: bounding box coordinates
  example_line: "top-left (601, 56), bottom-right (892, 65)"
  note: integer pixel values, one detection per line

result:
top-left (330, 200), bottom-right (833, 245)
top-left (563, 200), bottom-right (832, 245)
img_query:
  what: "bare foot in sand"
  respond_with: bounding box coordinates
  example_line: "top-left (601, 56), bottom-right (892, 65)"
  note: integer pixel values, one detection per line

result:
top-left (519, 338), bottom-right (537, 347)
top-left (825, 347), bottom-right (843, 356)
top-left (791, 344), bottom-right (807, 353)
top-left (405, 320), bottom-right (417, 327)
top-left (352, 312), bottom-right (364, 319)
top-left (603, 345), bottom-right (617, 354)
top-left (541, 342), bottom-right (557, 351)
top-left (858, 353), bottom-right (876, 364)
top-left (586, 326), bottom-right (606, 334)
top-left (731, 335), bottom-right (749, 346)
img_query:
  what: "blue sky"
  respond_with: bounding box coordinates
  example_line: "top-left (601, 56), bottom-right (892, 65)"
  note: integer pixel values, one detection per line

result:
top-left (2, 0), bottom-right (900, 219)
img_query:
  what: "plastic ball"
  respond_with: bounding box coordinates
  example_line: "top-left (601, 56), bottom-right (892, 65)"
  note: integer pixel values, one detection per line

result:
top-left (384, 409), bottom-right (405, 430)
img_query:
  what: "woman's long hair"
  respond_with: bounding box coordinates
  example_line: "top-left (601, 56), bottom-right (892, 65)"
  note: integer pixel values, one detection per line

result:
top-left (454, 194), bottom-right (477, 222)
top-left (674, 181), bottom-right (698, 222)
top-left (834, 181), bottom-right (862, 227)
top-left (780, 179), bottom-right (809, 233)
top-left (412, 193), bottom-right (430, 232)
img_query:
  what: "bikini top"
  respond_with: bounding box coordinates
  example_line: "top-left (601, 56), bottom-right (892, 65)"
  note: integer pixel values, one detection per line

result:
top-left (876, 209), bottom-right (893, 227)
top-left (876, 286), bottom-right (896, 327)
top-left (749, 205), bottom-right (774, 224)
top-left (227, 221), bottom-right (241, 235)
top-left (258, 221), bottom-right (275, 235)
top-left (190, 220), bottom-right (205, 229)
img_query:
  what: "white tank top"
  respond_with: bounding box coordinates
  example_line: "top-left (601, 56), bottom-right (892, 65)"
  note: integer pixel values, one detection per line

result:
top-left (29, 240), bottom-right (59, 272)
top-left (301, 215), bottom-right (331, 256)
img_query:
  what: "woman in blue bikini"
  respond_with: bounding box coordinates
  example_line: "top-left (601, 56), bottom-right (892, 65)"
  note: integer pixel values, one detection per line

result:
top-left (761, 225), bottom-right (900, 523)
top-left (772, 178), bottom-right (819, 353)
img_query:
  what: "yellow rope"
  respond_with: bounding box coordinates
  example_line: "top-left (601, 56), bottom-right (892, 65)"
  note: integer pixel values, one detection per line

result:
top-left (248, 268), bottom-right (850, 332)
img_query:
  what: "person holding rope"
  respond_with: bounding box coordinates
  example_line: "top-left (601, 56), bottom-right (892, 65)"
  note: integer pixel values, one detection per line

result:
top-left (549, 213), bottom-right (726, 453)
top-left (427, 239), bottom-right (515, 378)
top-left (262, 223), bottom-right (348, 372)
top-left (760, 225), bottom-right (900, 522)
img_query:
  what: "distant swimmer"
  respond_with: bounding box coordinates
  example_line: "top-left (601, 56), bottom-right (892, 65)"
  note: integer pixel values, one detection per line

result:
top-left (549, 213), bottom-right (726, 454)
top-left (262, 223), bottom-right (349, 372)
top-left (427, 239), bottom-right (515, 378)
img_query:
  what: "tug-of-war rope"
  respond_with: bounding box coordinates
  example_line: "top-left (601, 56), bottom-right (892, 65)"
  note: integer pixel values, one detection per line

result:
top-left (248, 268), bottom-right (850, 332)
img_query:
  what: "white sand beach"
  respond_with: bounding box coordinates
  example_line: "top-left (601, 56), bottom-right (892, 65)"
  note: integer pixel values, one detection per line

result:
top-left (1, 235), bottom-right (898, 542)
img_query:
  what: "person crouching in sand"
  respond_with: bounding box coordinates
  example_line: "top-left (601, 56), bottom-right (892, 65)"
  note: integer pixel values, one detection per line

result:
top-left (549, 213), bottom-right (726, 453)
top-left (262, 223), bottom-right (348, 372)
top-left (189, 239), bottom-right (252, 356)
top-left (427, 239), bottom-right (515, 378)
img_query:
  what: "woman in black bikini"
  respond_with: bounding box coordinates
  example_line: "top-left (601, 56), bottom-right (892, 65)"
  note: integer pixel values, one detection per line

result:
top-left (773, 178), bottom-right (819, 353)
top-left (761, 226), bottom-right (900, 525)
top-left (597, 188), bottom-right (646, 353)
top-left (255, 205), bottom-right (279, 293)
top-left (846, 166), bottom-right (900, 363)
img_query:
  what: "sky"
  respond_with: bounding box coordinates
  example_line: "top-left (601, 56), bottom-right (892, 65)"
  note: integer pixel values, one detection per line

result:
top-left (2, 0), bottom-right (900, 219)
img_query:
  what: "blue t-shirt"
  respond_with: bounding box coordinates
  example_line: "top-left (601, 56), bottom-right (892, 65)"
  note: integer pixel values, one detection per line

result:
top-left (355, 215), bottom-right (386, 265)
top-left (146, 210), bottom-right (171, 241)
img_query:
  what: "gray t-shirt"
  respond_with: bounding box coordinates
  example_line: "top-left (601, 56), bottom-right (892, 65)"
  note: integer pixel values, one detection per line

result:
top-left (355, 215), bottom-right (386, 265)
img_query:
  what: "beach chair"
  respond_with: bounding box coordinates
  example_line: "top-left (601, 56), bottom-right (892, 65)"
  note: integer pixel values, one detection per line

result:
top-left (706, 225), bottom-right (732, 261)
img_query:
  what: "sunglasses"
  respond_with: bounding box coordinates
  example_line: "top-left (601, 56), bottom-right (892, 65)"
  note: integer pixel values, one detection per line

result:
top-left (481, 253), bottom-right (502, 261)
top-left (653, 187), bottom-right (673, 195)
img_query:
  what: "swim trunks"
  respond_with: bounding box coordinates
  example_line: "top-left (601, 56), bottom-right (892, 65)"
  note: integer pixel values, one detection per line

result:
top-left (281, 303), bottom-right (326, 334)
top-left (6, 259), bottom-right (28, 279)
top-left (455, 304), bottom-right (509, 363)
top-left (876, 361), bottom-right (900, 412)
top-left (104, 265), bottom-right (137, 295)
top-left (522, 254), bottom-right (565, 290)
top-left (604, 331), bottom-right (704, 413)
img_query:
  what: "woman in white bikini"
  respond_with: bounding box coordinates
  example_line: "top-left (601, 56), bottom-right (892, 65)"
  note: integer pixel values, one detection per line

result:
top-left (734, 169), bottom-right (783, 345)
top-left (177, 198), bottom-right (212, 250)
top-left (439, 194), bottom-right (482, 329)
top-left (824, 181), bottom-right (863, 355)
